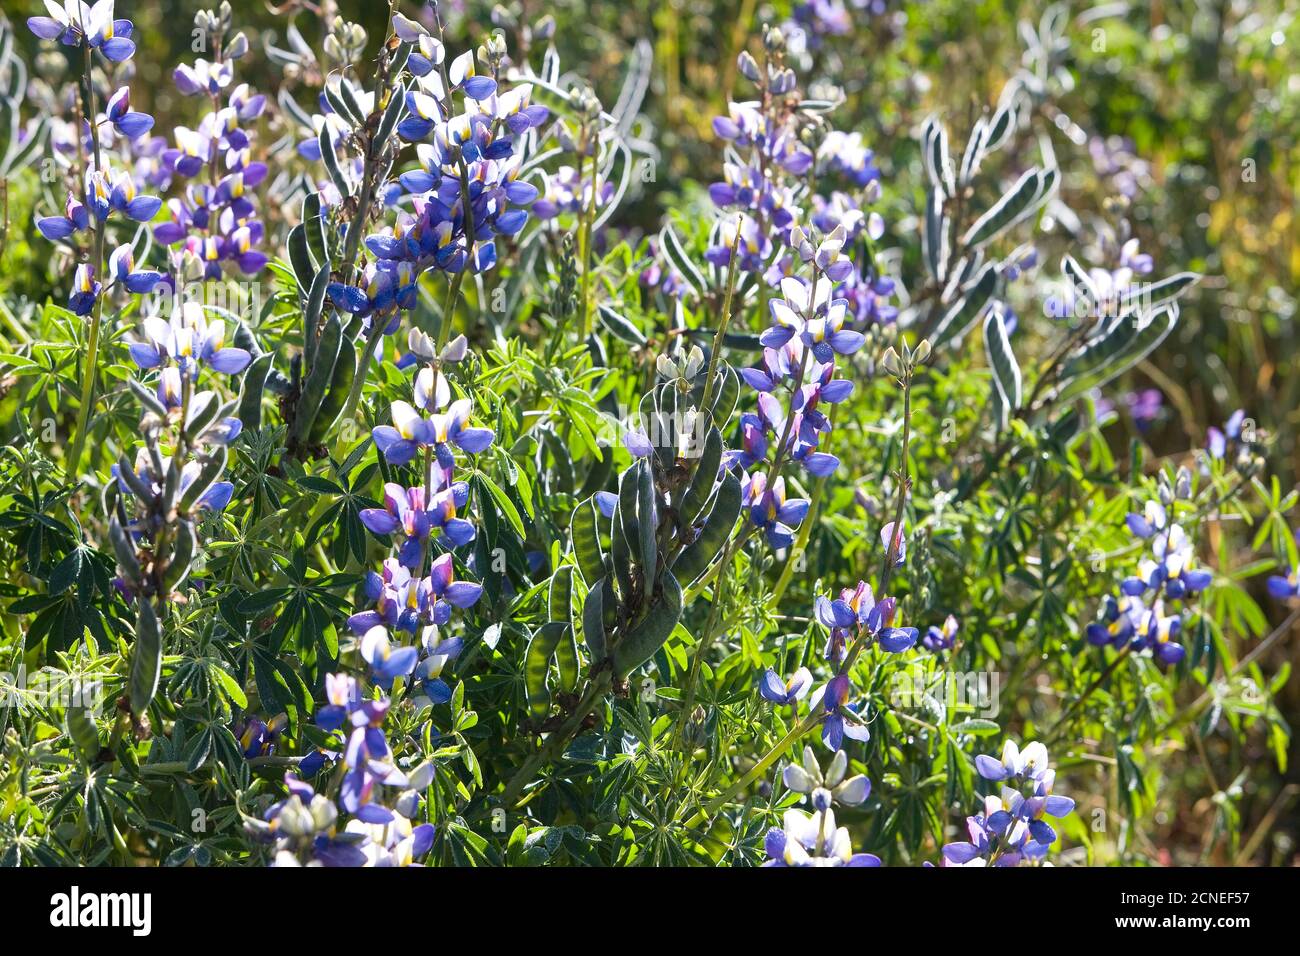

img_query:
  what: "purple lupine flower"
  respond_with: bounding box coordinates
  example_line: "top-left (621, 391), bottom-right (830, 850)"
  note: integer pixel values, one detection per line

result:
top-left (425, 553), bottom-right (483, 622)
top-left (810, 673), bottom-right (869, 751)
top-left (1121, 522), bottom-right (1212, 600)
top-left (1268, 532), bottom-right (1300, 600)
top-left (975, 740), bottom-right (1051, 783)
top-left (940, 795), bottom-right (1029, 867)
top-left (126, 304), bottom-right (252, 377)
top-left (371, 397), bottom-right (494, 468)
top-left (415, 627), bottom-right (465, 704)
top-left (1086, 593), bottom-right (1146, 649)
top-left (68, 263), bottom-right (101, 315)
top-left (1131, 599), bottom-right (1186, 666)
top-left (1207, 409), bottom-right (1249, 461)
top-left (762, 807), bottom-right (880, 867)
top-left (923, 614), bottom-right (959, 652)
top-left (28, 0), bottom-right (137, 62)
top-left (782, 746), bottom-right (871, 810)
top-left (108, 244), bottom-right (162, 293)
top-left (759, 666), bottom-right (813, 706)
top-left (262, 773), bottom-right (368, 868)
top-left (35, 194), bottom-right (91, 241)
top-left (237, 714), bottom-right (286, 758)
top-left (359, 625), bottom-right (420, 690)
top-left (359, 483), bottom-right (434, 569)
top-left (108, 169), bottom-right (162, 221)
top-left (740, 471), bottom-right (807, 549)
top-left (348, 558), bottom-right (409, 634)
top-left (104, 87), bottom-right (153, 139)
top-left (764, 276), bottom-right (863, 361)
top-left (945, 740), bottom-right (1074, 866)
top-left (815, 579), bottom-right (917, 663)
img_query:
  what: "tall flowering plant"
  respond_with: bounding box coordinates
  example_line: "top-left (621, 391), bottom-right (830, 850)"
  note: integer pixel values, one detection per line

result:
top-left (1, 1), bottom-right (1295, 875)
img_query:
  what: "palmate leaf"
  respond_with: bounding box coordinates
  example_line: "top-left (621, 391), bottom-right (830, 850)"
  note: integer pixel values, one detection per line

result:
top-left (1055, 303), bottom-right (1180, 404)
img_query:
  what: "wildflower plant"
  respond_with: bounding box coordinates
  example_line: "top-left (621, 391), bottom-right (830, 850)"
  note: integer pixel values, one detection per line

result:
top-left (0, 1), bottom-right (1295, 874)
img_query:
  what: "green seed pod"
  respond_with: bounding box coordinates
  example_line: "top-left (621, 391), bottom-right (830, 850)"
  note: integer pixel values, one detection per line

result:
top-left (582, 575), bottom-right (608, 661)
top-left (672, 471), bottom-right (741, 584)
top-left (524, 621), bottom-right (569, 720)
top-left (162, 518), bottom-right (196, 589)
top-left (66, 703), bottom-right (99, 762)
top-left (238, 352), bottom-right (275, 431)
top-left (288, 223), bottom-right (314, 293)
top-left (129, 600), bottom-right (163, 717)
top-left (291, 311), bottom-right (342, 446)
top-left (302, 192), bottom-right (330, 267)
top-left (679, 426), bottom-right (722, 527)
top-left (570, 496), bottom-right (605, 585)
top-left (108, 516), bottom-right (141, 585)
top-left (612, 571), bottom-right (682, 677)
top-left (555, 626), bottom-right (580, 693)
top-left (548, 565), bottom-right (574, 623)
top-left (612, 467), bottom-right (638, 601)
top-left (308, 334), bottom-right (357, 444)
top-left (709, 364), bottom-right (739, 426)
top-left (636, 459), bottom-right (657, 582)
top-left (303, 264), bottom-right (330, 368)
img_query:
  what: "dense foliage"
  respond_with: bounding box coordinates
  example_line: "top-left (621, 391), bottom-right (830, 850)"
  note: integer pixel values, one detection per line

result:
top-left (0, 0), bottom-right (1296, 867)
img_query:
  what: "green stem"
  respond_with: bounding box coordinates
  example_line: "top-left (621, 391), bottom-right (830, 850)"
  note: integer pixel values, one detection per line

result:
top-left (1043, 644), bottom-right (1131, 747)
top-left (337, 318), bottom-right (386, 430)
top-left (66, 41), bottom-right (106, 476)
top-left (577, 149), bottom-right (597, 339)
top-left (502, 669), bottom-right (612, 807)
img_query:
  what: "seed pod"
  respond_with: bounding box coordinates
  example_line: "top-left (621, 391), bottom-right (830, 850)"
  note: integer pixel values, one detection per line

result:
top-left (66, 703), bottom-right (100, 762)
top-left (308, 334), bottom-right (356, 444)
top-left (548, 565), bottom-right (574, 623)
top-left (129, 600), bottom-right (163, 717)
top-left (612, 467), bottom-right (638, 601)
top-left (238, 352), bottom-right (275, 431)
top-left (554, 625), bottom-right (580, 693)
top-left (569, 496), bottom-right (605, 585)
top-left (672, 471), bottom-right (741, 583)
top-left (524, 621), bottom-right (569, 720)
top-left (108, 516), bottom-right (141, 584)
top-left (635, 459), bottom-right (657, 583)
top-left (183, 391), bottom-right (223, 443)
top-left (288, 222), bottom-right (314, 293)
top-left (612, 570), bottom-right (682, 677)
top-left (290, 311), bottom-right (342, 446)
top-left (582, 575), bottom-right (608, 661)
top-left (302, 192), bottom-right (330, 267)
top-left (303, 265), bottom-right (330, 368)
top-left (678, 426), bottom-right (722, 527)
top-left (162, 518), bottom-right (196, 590)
